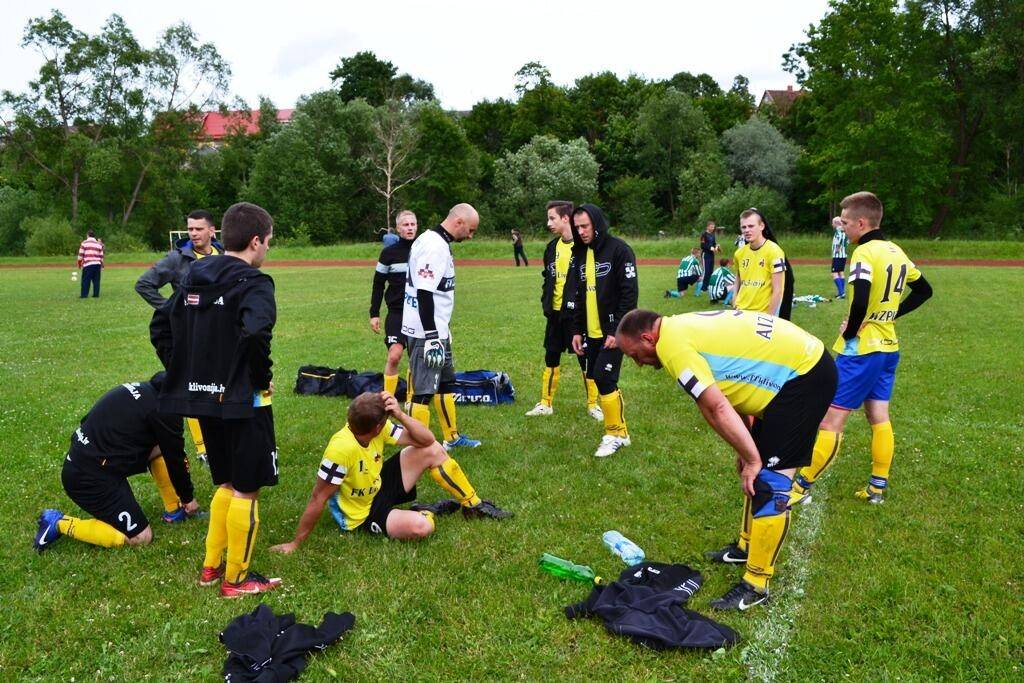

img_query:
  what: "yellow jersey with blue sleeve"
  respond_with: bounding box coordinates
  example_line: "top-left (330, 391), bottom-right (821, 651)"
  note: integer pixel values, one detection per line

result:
top-left (734, 240), bottom-right (786, 313)
top-left (833, 239), bottom-right (921, 355)
top-left (318, 419), bottom-right (404, 530)
top-left (656, 311), bottom-right (825, 417)
top-left (551, 239), bottom-right (573, 311)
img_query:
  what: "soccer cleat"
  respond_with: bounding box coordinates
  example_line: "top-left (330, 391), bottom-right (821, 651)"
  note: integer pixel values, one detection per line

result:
top-left (219, 571), bottom-right (282, 598)
top-left (462, 500), bottom-right (513, 520)
top-left (704, 541), bottom-right (748, 564)
top-left (162, 506), bottom-right (189, 523)
top-left (410, 499), bottom-right (460, 516)
top-left (593, 435), bottom-right (631, 458)
top-left (854, 485), bottom-right (886, 504)
top-left (525, 402), bottom-right (553, 417)
top-left (443, 434), bottom-right (482, 450)
top-left (710, 581), bottom-right (769, 611)
top-left (199, 563), bottom-right (226, 587)
top-left (34, 508), bottom-right (64, 552)
top-left (587, 405), bottom-right (604, 421)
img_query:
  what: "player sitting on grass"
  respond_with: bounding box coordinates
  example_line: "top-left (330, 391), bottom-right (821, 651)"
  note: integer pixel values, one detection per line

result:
top-left (34, 373), bottom-right (199, 552)
top-left (665, 248), bottom-right (702, 298)
top-left (270, 392), bottom-right (510, 552)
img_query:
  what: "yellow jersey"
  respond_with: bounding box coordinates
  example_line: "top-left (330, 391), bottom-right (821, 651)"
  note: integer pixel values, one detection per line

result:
top-left (194, 245), bottom-right (221, 260)
top-left (551, 239), bottom-right (573, 311)
top-left (318, 419), bottom-right (404, 530)
top-left (656, 311), bottom-right (825, 417)
top-left (734, 240), bottom-right (786, 313)
top-left (834, 237), bottom-right (922, 355)
top-left (585, 249), bottom-right (602, 338)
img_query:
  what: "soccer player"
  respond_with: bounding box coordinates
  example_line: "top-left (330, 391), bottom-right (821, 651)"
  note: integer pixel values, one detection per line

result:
top-left (525, 200), bottom-right (602, 419)
top-left (732, 209), bottom-right (792, 318)
top-left (570, 204), bottom-right (638, 457)
top-left (708, 258), bottom-right (736, 305)
top-left (790, 192), bottom-right (933, 505)
top-left (136, 209), bottom-right (223, 463)
top-left (829, 216), bottom-right (849, 299)
top-left (370, 210), bottom-right (418, 398)
top-left (34, 373), bottom-right (199, 552)
top-left (697, 220), bottom-right (720, 296)
top-left (616, 308), bottom-right (837, 610)
top-left (665, 248), bottom-right (702, 298)
top-left (402, 203), bottom-right (482, 450)
top-left (150, 201), bottom-right (281, 597)
top-left (269, 392), bottom-right (509, 552)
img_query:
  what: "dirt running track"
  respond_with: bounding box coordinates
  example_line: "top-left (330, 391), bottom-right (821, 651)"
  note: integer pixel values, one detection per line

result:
top-left (2, 257), bottom-right (1022, 270)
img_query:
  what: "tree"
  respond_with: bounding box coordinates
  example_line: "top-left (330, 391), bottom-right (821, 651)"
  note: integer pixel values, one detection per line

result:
top-left (404, 104), bottom-right (480, 225)
top-left (462, 99), bottom-right (517, 155)
top-left (722, 116), bottom-right (799, 194)
top-left (366, 100), bottom-right (424, 230)
top-left (698, 185), bottom-right (793, 233)
top-left (677, 150), bottom-right (731, 221)
top-left (329, 51), bottom-right (434, 106)
top-left (606, 175), bottom-right (665, 234)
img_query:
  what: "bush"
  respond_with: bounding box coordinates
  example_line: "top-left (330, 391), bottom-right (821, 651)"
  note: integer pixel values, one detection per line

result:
top-left (23, 216), bottom-right (80, 257)
top-left (698, 185), bottom-right (793, 233)
top-left (0, 187), bottom-right (44, 255)
top-left (274, 222), bottom-right (313, 248)
top-left (605, 175), bottom-right (666, 235)
top-left (101, 229), bottom-right (148, 253)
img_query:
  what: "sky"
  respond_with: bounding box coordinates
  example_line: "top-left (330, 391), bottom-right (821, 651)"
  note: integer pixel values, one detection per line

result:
top-left (1, 0), bottom-right (830, 111)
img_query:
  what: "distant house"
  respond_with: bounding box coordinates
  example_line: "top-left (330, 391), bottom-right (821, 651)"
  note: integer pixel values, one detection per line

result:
top-left (758, 85), bottom-right (803, 116)
top-left (198, 108), bottom-right (295, 145)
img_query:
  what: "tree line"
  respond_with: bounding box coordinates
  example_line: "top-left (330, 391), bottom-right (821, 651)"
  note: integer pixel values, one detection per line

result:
top-left (1, 0), bottom-right (1020, 255)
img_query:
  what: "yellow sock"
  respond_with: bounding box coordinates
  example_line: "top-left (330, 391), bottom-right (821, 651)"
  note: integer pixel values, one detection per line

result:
top-left (411, 401), bottom-right (431, 430)
top-left (58, 516), bottom-right (126, 548)
top-left (419, 509), bottom-right (436, 532)
top-left (225, 497), bottom-right (259, 584)
top-left (599, 390), bottom-right (628, 437)
top-left (794, 429), bottom-right (843, 492)
top-left (149, 456), bottom-right (181, 513)
top-left (870, 421), bottom-right (895, 490)
top-left (204, 487), bottom-right (233, 569)
top-left (186, 417), bottom-right (206, 455)
top-left (433, 393), bottom-right (459, 442)
top-left (430, 457), bottom-right (481, 507)
top-left (384, 373), bottom-right (399, 397)
top-left (584, 375), bottom-right (599, 409)
top-left (738, 494), bottom-right (752, 553)
top-left (541, 366), bottom-right (560, 407)
top-left (743, 510), bottom-right (791, 592)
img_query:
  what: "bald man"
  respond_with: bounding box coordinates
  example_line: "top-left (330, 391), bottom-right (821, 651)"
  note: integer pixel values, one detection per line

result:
top-left (401, 204), bottom-right (482, 450)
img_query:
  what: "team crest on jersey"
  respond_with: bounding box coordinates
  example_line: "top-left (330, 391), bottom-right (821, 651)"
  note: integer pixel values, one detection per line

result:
top-left (418, 264), bottom-right (434, 279)
top-left (186, 293), bottom-right (200, 306)
top-left (624, 263), bottom-right (636, 279)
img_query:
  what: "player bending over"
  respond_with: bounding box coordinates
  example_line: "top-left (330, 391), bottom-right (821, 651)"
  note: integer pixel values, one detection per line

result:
top-left (665, 248), bottom-right (702, 298)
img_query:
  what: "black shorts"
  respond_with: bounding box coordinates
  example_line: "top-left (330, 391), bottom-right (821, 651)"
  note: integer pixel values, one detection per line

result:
top-left (752, 352), bottom-right (838, 470)
top-left (543, 314), bottom-right (573, 354)
top-left (199, 406), bottom-right (278, 494)
top-left (677, 275), bottom-right (700, 291)
top-left (62, 454), bottom-right (148, 538)
top-left (384, 310), bottom-right (406, 349)
top-left (361, 451), bottom-right (417, 537)
top-left (583, 336), bottom-right (623, 388)
top-left (831, 257), bottom-right (847, 274)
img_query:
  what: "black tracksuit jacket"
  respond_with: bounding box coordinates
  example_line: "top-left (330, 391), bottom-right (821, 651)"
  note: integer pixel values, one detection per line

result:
top-left (569, 204), bottom-right (639, 338)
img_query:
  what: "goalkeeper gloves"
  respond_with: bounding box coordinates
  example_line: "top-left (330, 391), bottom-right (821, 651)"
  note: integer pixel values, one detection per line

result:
top-left (423, 334), bottom-right (445, 369)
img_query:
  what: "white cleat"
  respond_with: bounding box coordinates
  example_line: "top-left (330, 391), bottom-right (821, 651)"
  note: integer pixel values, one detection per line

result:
top-left (594, 435), bottom-right (631, 458)
top-left (587, 405), bottom-right (604, 421)
top-left (525, 402), bottom-right (554, 417)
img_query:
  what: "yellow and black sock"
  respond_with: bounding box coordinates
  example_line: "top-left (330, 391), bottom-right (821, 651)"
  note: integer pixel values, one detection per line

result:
top-left (384, 373), bottom-right (399, 397)
top-left (599, 390), bottom-right (628, 437)
top-left (793, 429), bottom-right (843, 493)
top-left (433, 393), bottom-right (459, 443)
top-left (411, 401), bottom-right (431, 430)
top-left (738, 494), bottom-right (752, 553)
top-left (584, 375), bottom-right (599, 409)
top-left (430, 457), bottom-right (481, 508)
top-left (204, 487), bottom-right (233, 569)
top-left (419, 509), bottom-right (436, 532)
top-left (58, 516), bottom-right (126, 548)
top-left (541, 366), bottom-right (560, 407)
top-left (743, 510), bottom-right (791, 592)
top-left (225, 497), bottom-right (259, 584)
top-left (186, 417), bottom-right (206, 455)
top-left (149, 456), bottom-right (181, 513)
top-left (869, 421), bottom-right (894, 491)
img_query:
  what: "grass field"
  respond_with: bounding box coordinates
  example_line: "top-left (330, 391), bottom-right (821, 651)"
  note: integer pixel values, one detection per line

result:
top-left (1, 256), bottom-right (1021, 680)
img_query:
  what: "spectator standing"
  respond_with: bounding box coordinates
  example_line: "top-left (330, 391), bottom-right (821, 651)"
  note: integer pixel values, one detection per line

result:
top-left (77, 230), bottom-right (104, 298)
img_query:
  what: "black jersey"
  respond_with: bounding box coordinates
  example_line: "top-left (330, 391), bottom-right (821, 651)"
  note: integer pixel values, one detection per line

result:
top-left (68, 379), bottom-right (194, 502)
top-left (369, 238), bottom-right (412, 317)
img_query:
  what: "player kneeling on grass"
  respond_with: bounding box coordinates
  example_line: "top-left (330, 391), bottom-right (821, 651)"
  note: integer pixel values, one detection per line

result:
top-left (270, 392), bottom-right (510, 552)
top-left (34, 372), bottom-right (199, 552)
top-left (616, 309), bottom-right (837, 610)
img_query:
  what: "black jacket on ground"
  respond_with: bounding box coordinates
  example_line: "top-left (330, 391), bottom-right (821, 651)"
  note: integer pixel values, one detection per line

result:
top-left (569, 204), bottom-right (639, 338)
top-left (135, 238), bottom-right (224, 309)
top-left (566, 562), bottom-right (739, 650)
top-left (221, 603), bottom-right (355, 682)
top-left (150, 255), bottom-right (275, 420)
top-left (369, 237), bottom-right (412, 317)
top-left (68, 376), bottom-right (193, 503)
top-left (539, 236), bottom-right (580, 318)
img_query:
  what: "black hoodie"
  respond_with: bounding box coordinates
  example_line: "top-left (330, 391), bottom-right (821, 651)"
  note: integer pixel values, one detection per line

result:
top-left (150, 254), bottom-right (276, 419)
top-left (569, 204), bottom-right (639, 338)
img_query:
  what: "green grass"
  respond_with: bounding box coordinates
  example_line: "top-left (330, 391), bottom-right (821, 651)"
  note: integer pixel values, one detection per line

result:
top-left (0, 258), bottom-right (1021, 680)
top-left (2, 233), bottom-right (1022, 266)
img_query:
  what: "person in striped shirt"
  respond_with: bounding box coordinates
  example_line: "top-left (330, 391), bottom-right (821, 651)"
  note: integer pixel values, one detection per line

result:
top-left (665, 248), bottom-right (702, 298)
top-left (77, 230), bottom-right (104, 298)
top-left (830, 216), bottom-right (849, 299)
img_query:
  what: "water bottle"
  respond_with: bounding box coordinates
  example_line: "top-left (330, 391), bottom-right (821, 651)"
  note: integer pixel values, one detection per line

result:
top-left (602, 530), bottom-right (645, 566)
top-left (538, 553), bottom-right (601, 584)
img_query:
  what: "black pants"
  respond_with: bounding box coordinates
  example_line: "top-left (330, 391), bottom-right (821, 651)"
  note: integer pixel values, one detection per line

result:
top-left (701, 252), bottom-right (714, 289)
top-left (81, 264), bottom-right (101, 298)
top-left (514, 245), bottom-right (528, 266)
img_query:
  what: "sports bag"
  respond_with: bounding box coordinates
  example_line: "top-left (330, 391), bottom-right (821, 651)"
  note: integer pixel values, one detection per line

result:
top-left (345, 371), bottom-right (408, 401)
top-left (451, 370), bottom-right (515, 405)
top-left (294, 365), bottom-right (354, 397)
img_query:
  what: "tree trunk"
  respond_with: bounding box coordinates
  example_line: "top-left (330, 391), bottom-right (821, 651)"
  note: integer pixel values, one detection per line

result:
top-left (70, 167), bottom-right (80, 226)
top-left (123, 161), bottom-right (151, 226)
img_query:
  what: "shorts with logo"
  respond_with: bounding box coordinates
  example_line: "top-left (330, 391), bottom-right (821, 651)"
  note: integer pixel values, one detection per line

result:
top-left (199, 406), bottom-right (278, 494)
top-left (61, 453), bottom-right (148, 538)
top-left (752, 352), bottom-right (837, 470)
top-left (583, 336), bottom-right (622, 389)
top-left (328, 452), bottom-right (416, 537)
top-left (383, 310), bottom-right (406, 349)
top-left (832, 351), bottom-right (900, 410)
top-left (407, 337), bottom-right (455, 396)
top-left (831, 257), bottom-right (847, 273)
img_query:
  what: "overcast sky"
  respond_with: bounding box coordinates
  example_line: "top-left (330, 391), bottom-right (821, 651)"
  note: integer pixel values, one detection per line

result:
top-left (1, 1), bottom-right (829, 111)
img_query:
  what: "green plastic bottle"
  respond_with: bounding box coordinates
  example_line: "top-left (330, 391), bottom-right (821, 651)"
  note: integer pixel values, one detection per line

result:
top-left (538, 553), bottom-right (602, 585)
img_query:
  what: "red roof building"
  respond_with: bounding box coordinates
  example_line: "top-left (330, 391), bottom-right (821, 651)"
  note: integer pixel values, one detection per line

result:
top-left (199, 108), bottom-right (294, 141)
top-left (758, 85), bottom-right (803, 116)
